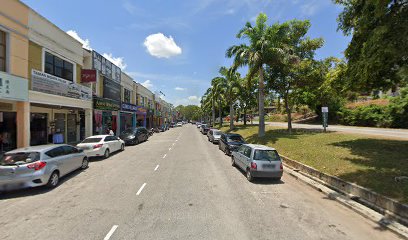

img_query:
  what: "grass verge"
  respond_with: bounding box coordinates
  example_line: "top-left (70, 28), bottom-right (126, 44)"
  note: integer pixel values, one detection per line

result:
top-left (220, 124), bottom-right (408, 203)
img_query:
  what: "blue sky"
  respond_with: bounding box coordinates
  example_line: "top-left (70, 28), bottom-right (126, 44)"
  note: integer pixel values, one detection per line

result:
top-left (22, 0), bottom-right (350, 106)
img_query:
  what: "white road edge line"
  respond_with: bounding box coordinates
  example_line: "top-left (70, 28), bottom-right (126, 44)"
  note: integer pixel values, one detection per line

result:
top-left (169, 148), bottom-right (172, 151)
top-left (172, 143), bottom-right (175, 146)
top-left (154, 165), bottom-right (159, 171)
top-left (163, 154), bottom-right (167, 159)
top-left (136, 183), bottom-right (147, 196)
top-left (104, 225), bottom-right (118, 240)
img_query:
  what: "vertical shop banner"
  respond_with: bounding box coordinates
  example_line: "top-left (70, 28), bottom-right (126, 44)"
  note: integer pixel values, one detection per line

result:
top-left (103, 77), bottom-right (121, 101)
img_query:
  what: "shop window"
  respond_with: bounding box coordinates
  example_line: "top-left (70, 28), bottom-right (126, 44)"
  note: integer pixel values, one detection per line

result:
top-left (44, 52), bottom-right (74, 81)
top-left (0, 30), bottom-right (6, 72)
top-left (124, 89), bottom-right (131, 103)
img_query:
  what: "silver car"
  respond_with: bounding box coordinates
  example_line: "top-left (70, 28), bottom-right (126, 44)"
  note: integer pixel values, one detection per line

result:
top-left (207, 129), bottom-right (222, 144)
top-left (0, 144), bottom-right (88, 191)
top-left (231, 144), bottom-right (283, 182)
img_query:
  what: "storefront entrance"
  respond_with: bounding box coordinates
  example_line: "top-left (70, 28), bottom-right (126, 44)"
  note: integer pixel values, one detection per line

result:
top-left (0, 112), bottom-right (17, 152)
top-left (120, 112), bottom-right (134, 133)
top-left (67, 113), bottom-right (77, 143)
top-left (30, 113), bottom-right (48, 146)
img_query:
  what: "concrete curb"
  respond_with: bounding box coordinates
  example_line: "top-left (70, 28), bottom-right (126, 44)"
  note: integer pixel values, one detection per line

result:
top-left (283, 164), bottom-right (408, 239)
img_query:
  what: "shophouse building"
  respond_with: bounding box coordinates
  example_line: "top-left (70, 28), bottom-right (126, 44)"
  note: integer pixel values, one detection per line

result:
top-left (0, 0), bottom-right (30, 151)
top-left (119, 72), bottom-right (136, 132)
top-left (135, 82), bottom-right (151, 128)
top-left (27, 8), bottom-right (93, 146)
top-left (83, 50), bottom-right (122, 136)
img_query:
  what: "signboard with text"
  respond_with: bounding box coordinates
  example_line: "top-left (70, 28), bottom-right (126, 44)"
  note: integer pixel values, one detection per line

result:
top-left (81, 69), bottom-right (97, 83)
top-left (0, 71), bottom-right (28, 101)
top-left (93, 97), bottom-right (120, 111)
top-left (32, 70), bottom-right (92, 101)
top-left (121, 103), bottom-right (138, 112)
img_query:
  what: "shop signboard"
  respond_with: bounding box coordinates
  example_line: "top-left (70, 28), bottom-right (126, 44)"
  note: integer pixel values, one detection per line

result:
top-left (0, 71), bottom-right (28, 101)
top-left (94, 97), bottom-right (120, 111)
top-left (121, 103), bottom-right (138, 112)
top-left (31, 70), bottom-right (92, 101)
top-left (137, 106), bottom-right (147, 114)
top-left (81, 69), bottom-right (97, 83)
top-left (92, 51), bottom-right (121, 83)
top-left (103, 77), bottom-right (121, 101)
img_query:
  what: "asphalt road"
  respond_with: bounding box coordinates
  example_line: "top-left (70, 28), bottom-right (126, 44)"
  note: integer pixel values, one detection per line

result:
top-left (260, 121), bottom-right (408, 140)
top-left (0, 125), bottom-right (402, 240)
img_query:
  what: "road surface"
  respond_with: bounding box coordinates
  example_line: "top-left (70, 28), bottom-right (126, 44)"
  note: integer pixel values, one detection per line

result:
top-left (0, 125), bottom-right (402, 239)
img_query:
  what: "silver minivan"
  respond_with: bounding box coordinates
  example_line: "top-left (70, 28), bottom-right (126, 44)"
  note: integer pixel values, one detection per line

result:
top-left (231, 144), bottom-right (283, 182)
top-left (0, 144), bottom-right (88, 191)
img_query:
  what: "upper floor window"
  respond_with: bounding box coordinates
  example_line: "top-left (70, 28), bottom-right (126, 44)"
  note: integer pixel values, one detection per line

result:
top-left (124, 88), bottom-right (131, 103)
top-left (0, 30), bottom-right (6, 72)
top-left (44, 52), bottom-right (74, 81)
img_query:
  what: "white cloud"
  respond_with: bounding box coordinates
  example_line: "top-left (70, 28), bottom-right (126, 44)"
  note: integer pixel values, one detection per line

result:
top-left (174, 95), bottom-right (202, 106)
top-left (66, 30), bottom-right (92, 50)
top-left (102, 53), bottom-right (127, 70)
top-left (122, 0), bottom-right (136, 14)
top-left (300, 0), bottom-right (328, 17)
top-left (141, 80), bottom-right (153, 89)
top-left (143, 33), bottom-right (182, 58)
top-left (175, 87), bottom-right (186, 91)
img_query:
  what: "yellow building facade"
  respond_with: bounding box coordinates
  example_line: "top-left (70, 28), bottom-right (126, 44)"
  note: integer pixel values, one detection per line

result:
top-left (0, 0), bottom-right (30, 150)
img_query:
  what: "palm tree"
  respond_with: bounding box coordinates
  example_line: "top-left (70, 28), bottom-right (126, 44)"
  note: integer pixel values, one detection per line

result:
top-left (219, 66), bottom-right (241, 130)
top-left (211, 76), bottom-right (227, 128)
top-left (226, 13), bottom-right (275, 137)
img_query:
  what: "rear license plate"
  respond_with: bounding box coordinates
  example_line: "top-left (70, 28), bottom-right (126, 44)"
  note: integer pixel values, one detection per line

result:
top-left (263, 164), bottom-right (275, 169)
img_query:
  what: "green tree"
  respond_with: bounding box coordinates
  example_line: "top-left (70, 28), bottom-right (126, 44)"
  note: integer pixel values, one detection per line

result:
top-left (267, 20), bottom-right (324, 133)
top-left (226, 13), bottom-right (276, 137)
top-left (334, 0), bottom-right (408, 90)
top-left (238, 75), bottom-right (257, 125)
top-left (219, 67), bottom-right (241, 130)
top-left (211, 76), bottom-right (227, 128)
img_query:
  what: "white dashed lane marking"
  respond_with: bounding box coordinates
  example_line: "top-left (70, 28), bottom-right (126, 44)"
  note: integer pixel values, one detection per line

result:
top-left (154, 165), bottom-right (159, 171)
top-left (104, 225), bottom-right (118, 240)
top-left (136, 183), bottom-right (147, 196)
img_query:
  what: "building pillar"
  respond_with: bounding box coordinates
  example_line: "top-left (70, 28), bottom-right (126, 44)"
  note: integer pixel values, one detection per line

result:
top-left (85, 109), bottom-right (93, 138)
top-left (16, 101), bottom-right (30, 148)
top-left (143, 115), bottom-right (146, 127)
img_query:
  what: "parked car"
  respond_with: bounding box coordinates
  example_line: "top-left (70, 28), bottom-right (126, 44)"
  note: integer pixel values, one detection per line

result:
top-left (77, 135), bottom-right (125, 158)
top-left (119, 127), bottom-right (149, 145)
top-left (200, 124), bottom-right (210, 135)
top-left (196, 122), bottom-right (202, 128)
top-left (207, 129), bottom-right (222, 144)
top-left (219, 133), bottom-right (246, 155)
top-left (231, 144), bottom-right (283, 182)
top-left (177, 122), bottom-right (183, 127)
top-left (0, 144), bottom-right (88, 191)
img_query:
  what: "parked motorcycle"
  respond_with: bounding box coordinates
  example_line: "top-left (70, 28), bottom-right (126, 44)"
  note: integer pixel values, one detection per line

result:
top-left (149, 128), bottom-right (154, 136)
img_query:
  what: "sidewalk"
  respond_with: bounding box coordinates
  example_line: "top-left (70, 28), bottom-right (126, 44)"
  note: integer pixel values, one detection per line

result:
top-left (256, 121), bottom-right (408, 140)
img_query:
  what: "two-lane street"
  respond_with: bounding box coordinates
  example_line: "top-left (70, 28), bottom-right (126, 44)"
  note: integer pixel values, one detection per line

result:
top-left (0, 125), bottom-right (401, 240)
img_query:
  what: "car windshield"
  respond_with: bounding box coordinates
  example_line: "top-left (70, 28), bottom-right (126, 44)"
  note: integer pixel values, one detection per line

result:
top-left (213, 131), bottom-right (221, 136)
top-left (81, 138), bottom-right (102, 143)
top-left (253, 150), bottom-right (280, 161)
top-left (122, 129), bottom-right (136, 134)
top-left (0, 152), bottom-right (41, 166)
top-left (228, 135), bottom-right (244, 143)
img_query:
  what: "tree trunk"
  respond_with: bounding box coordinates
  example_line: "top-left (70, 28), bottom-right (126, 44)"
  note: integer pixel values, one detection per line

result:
top-left (277, 96), bottom-right (281, 113)
top-left (258, 67), bottom-right (265, 137)
top-left (229, 102), bottom-right (234, 130)
top-left (218, 99), bottom-right (222, 128)
top-left (212, 98), bottom-right (215, 127)
top-left (243, 108), bottom-right (247, 125)
top-left (285, 92), bottom-right (292, 134)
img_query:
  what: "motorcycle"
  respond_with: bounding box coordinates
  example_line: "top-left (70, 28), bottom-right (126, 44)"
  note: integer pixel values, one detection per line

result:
top-left (149, 128), bottom-right (154, 136)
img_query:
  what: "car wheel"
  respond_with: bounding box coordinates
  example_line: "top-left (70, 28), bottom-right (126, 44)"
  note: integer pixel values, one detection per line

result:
top-left (81, 158), bottom-right (89, 169)
top-left (104, 149), bottom-right (110, 159)
top-left (47, 171), bottom-right (59, 188)
top-left (246, 169), bottom-right (254, 182)
top-left (120, 144), bottom-right (125, 151)
top-left (231, 156), bottom-right (236, 167)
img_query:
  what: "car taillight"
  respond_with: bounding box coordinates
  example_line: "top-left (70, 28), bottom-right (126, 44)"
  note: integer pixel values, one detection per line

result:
top-left (251, 162), bottom-right (257, 169)
top-left (280, 163), bottom-right (283, 170)
top-left (27, 161), bottom-right (46, 171)
top-left (93, 144), bottom-right (103, 149)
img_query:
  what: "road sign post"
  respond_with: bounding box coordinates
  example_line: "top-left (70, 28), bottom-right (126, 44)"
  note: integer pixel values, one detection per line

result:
top-left (322, 107), bottom-right (329, 132)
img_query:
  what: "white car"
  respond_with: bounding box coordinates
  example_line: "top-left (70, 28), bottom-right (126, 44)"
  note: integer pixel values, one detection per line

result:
top-left (177, 122), bottom-right (183, 127)
top-left (77, 135), bottom-right (125, 159)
